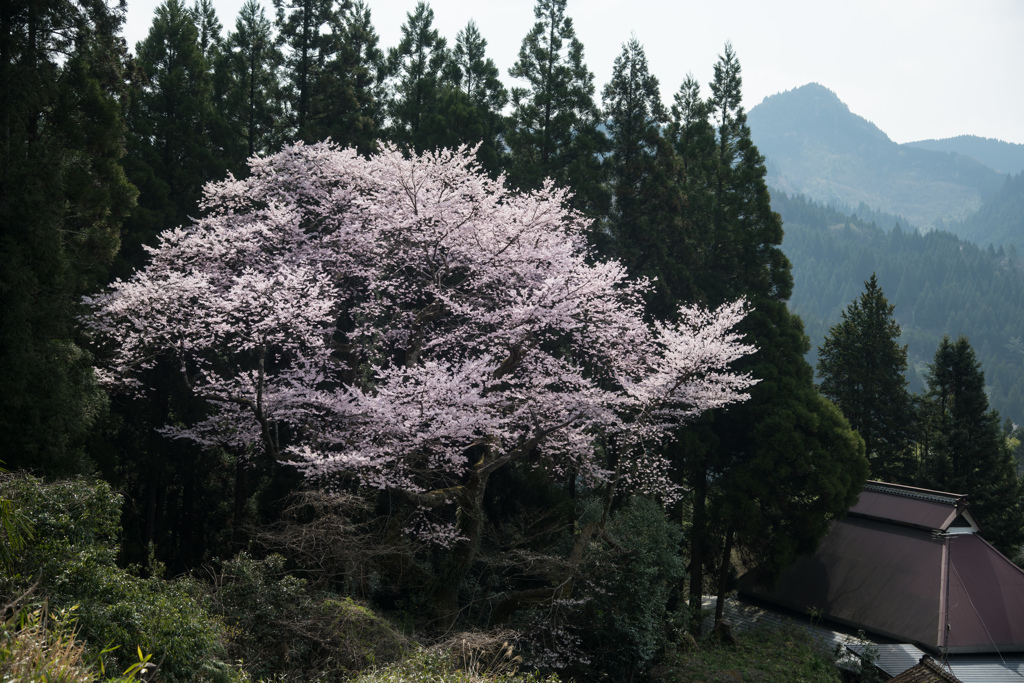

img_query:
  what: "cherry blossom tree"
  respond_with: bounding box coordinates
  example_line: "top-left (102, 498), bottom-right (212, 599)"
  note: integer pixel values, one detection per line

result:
top-left (85, 142), bottom-right (756, 613)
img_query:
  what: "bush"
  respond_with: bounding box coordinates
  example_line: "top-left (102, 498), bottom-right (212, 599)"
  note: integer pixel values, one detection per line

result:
top-left (0, 472), bottom-right (235, 682)
top-left (210, 552), bottom-right (412, 681)
top-left (513, 495), bottom-right (683, 680)
top-left (650, 624), bottom-right (842, 683)
top-left (351, 647), bottom-right (560, 683)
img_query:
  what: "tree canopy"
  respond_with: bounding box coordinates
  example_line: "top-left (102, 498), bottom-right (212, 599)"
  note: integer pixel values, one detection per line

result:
top-left (85, 142), bottom-right (759, 617)
top-left (818, 274), bottom-right (914, 481)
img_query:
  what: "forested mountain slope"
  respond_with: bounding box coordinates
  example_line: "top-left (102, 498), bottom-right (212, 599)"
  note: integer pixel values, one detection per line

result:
top-left (749, 84), bottom-right (1004, 229)
top-left (904, 135), bottom-right (1024, 175)
top-left (943, 172), bottom-right (1024, 250)
top-left (776, 190), bottom-right (1024, 424)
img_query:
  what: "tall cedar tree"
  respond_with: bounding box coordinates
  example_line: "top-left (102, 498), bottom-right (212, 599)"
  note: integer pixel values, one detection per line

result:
top-left (316, 0), bottom-right (383, 154)
top-left (273, 0), bottom-right (334, 141)
top-left (672, 45), bottom-right (867, 626)
top-left (817, 274), bottom-right (915, 482)
top-left (0, 0), bottom-right (136, 474)
top-left (117, 0), bottom-right (228, 277)
top-left (506, 0), bottom-right (608, 219)
top-left (224, 0), bottom-right (285, 161)
top-left (383, 2), bottom-right (450, 153)
top-left (919, 336), bottom-right (1024, 555)
top-left (446, 20), bottom-right (508, 174)
top-left (601, 37), bottom-right (685, 318)
top-left (193, 0), bottom-right (245, 173)
top-left (666, 74), bottom-right (717, 303)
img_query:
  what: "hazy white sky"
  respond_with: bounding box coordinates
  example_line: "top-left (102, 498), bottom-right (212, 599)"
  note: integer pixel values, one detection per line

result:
top-left (122, 0), bottom-right (1024, 145)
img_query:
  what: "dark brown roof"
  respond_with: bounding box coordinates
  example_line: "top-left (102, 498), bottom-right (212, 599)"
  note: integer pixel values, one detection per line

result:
top-left (889, 656), bottom-right (964, 683)
top-left (739, 483), bottom-right (1024, 654)
top-left (849, 481), bottom-right (976, 532)
top-left (742, 515), bottom-right (943, 647)
top-left (946, 534), bottom-right (1024, 652)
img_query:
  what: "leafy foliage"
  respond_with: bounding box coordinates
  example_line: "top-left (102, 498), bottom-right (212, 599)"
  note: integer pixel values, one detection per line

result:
top-left (583, 497), bottom-right (684, 679)
top-left (0, 473), bottom-right (232, 682)
top-left (210, 552), bottom-right (412, 681)
top-left (650, 625), bottom-right (842, 683)
top-left (351, 647), bottom-right (560, 683)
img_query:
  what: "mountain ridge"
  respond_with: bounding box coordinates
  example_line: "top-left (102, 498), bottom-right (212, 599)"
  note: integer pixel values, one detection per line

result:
top-left (748, 83), bottom-right (1005, 230)
top-left (903, 135), bottom-right (1024, 175)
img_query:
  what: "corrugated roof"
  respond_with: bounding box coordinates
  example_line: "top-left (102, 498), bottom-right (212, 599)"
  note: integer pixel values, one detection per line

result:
top-left (945, 656), bottom-right (1024, 683)
top-left (848, 643), bottom-right (929, 677)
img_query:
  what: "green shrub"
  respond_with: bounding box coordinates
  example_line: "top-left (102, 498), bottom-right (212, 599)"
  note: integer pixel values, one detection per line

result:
top-left (586, 496), bottom-right (684, 678)
top-left (0, 472), bottom-right (235, 682)
top-left (0, 601), bottom-right (162, 683)
top-left (514, 495), bottom-right (683, 680)
top-left (351, 647), bottom-right (560, 683)
top-left (650, 624), bottom-right (842, 683)
top-left (211, 552), bottom-right (412, 681)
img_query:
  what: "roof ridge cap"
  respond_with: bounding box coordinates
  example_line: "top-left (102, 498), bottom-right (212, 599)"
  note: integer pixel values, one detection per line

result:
top-left (863, 482), bottom-right (960, 506)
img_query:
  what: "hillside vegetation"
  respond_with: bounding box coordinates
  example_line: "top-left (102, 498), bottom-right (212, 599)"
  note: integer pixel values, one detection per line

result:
top-left (945, 172), bottom-right (1024, 250)
top-left (777, 190), bottom-right (1024, 424)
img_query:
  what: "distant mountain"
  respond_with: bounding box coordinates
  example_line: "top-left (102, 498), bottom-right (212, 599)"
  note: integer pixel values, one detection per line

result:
top-left (748, 83), bottom-right (1005, 229)
top-left (903, 136), bottom-right (1024, 175)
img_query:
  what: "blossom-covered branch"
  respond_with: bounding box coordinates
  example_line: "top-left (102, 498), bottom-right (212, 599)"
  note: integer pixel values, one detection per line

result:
top-left (84, 142), bottom-right (757, 537)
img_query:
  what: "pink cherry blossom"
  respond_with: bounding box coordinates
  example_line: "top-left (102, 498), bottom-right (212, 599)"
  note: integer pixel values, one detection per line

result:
top-left (84, 142), bottom-right (757, 513)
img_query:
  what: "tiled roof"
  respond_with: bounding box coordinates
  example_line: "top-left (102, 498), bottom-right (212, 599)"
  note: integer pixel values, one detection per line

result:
top-left (889, 656), bottom-right (964, 683)
top-left (848, 643), bottom-right (929, 678)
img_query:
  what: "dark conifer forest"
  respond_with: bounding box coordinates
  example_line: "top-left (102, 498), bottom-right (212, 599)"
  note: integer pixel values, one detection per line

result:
top-left (1, 1), bottom-right (1021, 681)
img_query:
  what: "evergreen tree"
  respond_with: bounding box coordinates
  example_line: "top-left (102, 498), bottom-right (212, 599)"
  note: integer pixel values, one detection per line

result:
top-left (817, 274), bottom-right (915, 482)
top-left (118, 0), bottom-right (227, 276)
top-left (192, 0), bottom-right (222, 61)
top-left (273, 0), bottom-right (335, 141)
top-left (383, 1), bottom-right (450, 152)
top-left (668, 45), bottom-right (867, 626)
top-left (601, 37), bottom-right (685, 318)
top-left (192, 0), bottom-right (244, 172)
top-left (665, 74), bottom-right (716, 303)
top-left (224, 0), bottom-right (285, 161)
top-left (506, 0), bottom-right (607, 217)
top-left (919, 335), bottom-right (1024, 555)
top-left (704, 43), bottom-right (792, 304)
top-left (446, 20), bottom-right (507, 174)
top-left (317, 0), bottom-right (383, 154)
top-left (0, 0), bottom-right (136, 474)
